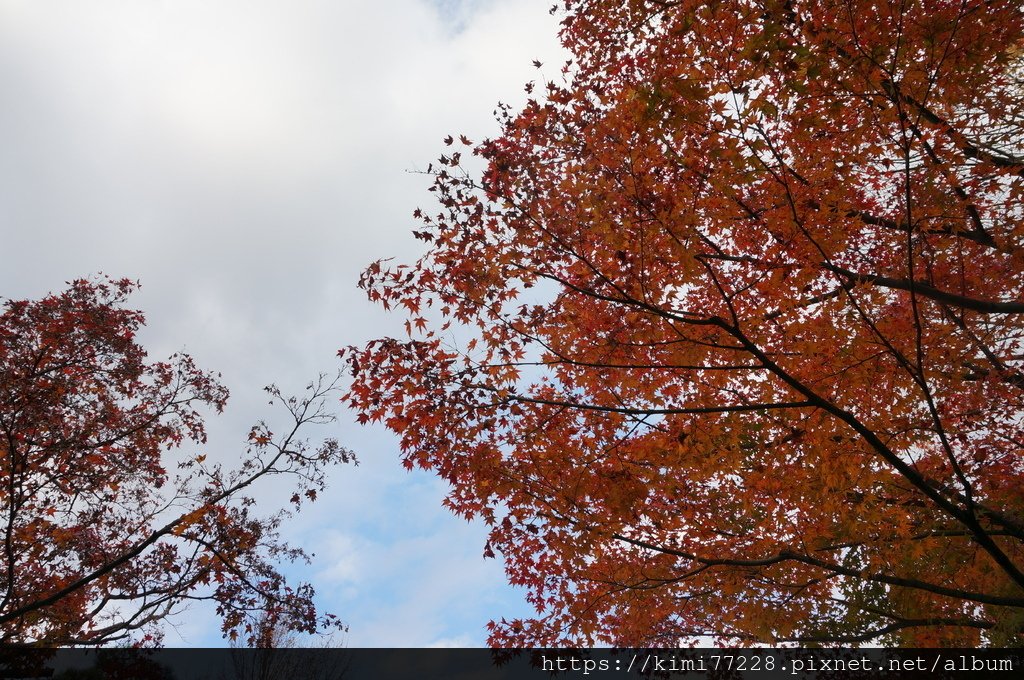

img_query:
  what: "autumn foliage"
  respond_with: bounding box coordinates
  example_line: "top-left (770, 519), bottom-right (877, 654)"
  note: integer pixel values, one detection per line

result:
top-left (342, 0), bottom-right (1024, 646)
top-left (0, 278), bottom-right (353, 645)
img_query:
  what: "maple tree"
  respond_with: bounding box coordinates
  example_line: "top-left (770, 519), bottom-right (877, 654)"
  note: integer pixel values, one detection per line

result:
top-left (0, 277), bottom-right (354, 646)
top-left (342, 0), bottom-right (1024, 647)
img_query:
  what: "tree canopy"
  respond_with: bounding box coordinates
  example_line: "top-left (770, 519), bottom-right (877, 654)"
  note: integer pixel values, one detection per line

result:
top-left (0, 278), bottom-right (354, 645)
top-left (343, 0), bottom-right (1024, 646)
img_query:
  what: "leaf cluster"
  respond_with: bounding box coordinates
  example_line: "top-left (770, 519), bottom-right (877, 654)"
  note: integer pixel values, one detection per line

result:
top-left (0, 277), bottom-right (355, 646)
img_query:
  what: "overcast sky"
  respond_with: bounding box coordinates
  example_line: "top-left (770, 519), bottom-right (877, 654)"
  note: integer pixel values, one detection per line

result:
top-left (0, 0), bottom-right (564, 647)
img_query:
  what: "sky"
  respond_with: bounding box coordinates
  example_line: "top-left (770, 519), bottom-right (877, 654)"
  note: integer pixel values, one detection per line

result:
top-left (0, 0), bottom-right (566, 647)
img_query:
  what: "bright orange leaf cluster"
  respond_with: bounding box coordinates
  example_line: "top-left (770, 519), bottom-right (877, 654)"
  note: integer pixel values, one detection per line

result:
top-left (343, 0), bottom-right (1024, 646)
top-left (0, 278), bottom-right (353, 645)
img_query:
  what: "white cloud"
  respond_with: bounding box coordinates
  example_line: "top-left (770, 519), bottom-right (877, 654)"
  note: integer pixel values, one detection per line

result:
top-left (427, 633), bottom-right (479, 648)
top-left (0, 0), bottom-right (563, 647)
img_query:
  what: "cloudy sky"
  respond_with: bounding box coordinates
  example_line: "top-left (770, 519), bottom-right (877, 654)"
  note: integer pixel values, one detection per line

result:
top-left (0, 0), bottom-right (564, 647)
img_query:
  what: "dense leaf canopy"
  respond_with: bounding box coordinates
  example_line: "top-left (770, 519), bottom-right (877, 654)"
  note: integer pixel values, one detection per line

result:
top-left (344, 0), bottom-right (1024, 646)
